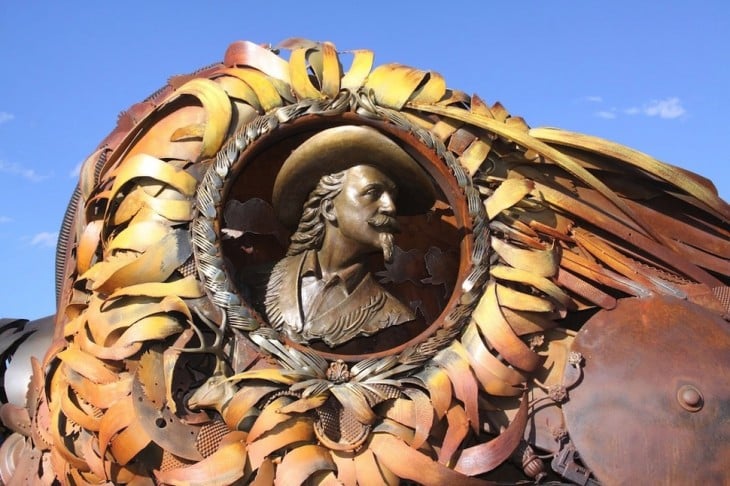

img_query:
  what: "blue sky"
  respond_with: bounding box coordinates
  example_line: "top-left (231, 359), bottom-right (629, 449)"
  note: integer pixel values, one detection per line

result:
top-left (1, 1), bottom-right (728, 320)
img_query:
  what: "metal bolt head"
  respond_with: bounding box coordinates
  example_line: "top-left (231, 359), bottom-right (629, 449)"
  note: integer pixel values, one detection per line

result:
top-left (677, 384), bottom-right (703, 412)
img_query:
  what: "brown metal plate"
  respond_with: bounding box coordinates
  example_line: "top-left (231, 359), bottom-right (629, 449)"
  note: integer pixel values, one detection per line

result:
top-left (563, 295), bottom-right (730, 484)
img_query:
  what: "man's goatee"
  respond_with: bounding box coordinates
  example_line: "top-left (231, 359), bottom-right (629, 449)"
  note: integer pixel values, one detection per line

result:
top-left (380, 232), bottom-right (394, 263)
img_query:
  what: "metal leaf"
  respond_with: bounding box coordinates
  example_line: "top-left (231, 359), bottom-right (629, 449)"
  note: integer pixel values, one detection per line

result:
top-left (490, 237), bottom-right (559, 278)
top-left (112, 188), bottom-right (193, 225)
top-left (439, 403), bottom-right (469, 465)
top-left (246, 417), bottom-right (314, 470)
top-left (495, 283), bottom-right (555, 313)
top-left (76, 432), bottom-right (113, 482)
top-left (89, 229), bottom-right (192, 293)
top-left (153, 436), bottom-right (247, 486)
top-left (274, 444), bottom-right (336, 486)
top-left (315, 42), bottom-right (341, 98)
top-left (249, 331), bottom-right (311, 371)
top-left (109, 153), bottom-right (198, 202)
top-left (365, 64), bottom-right (429, 110)
top-left (409, 102), bottom-right (663, 241)
top-left (484, 179), bottom-right (535, 219)
top-left (353, 447), bottom-right (398, 486)
top-left (341, 49), bottom-right (374, 90)
top-left (111, 314), bottom-right (184, 349)
top-left (490, 264), bottom-right (572, 309)
top-left (97, 395), bottom-right (134, 458)
top-left (59, 385), bottom-right (100, 432)
top-left (472, 283), bottom-right (543, 372)
top-left (218, 68), bottom-right (283, 112)
top-left (460, 137), bottom-right (493, 176)
top-left (560, 248), bottom-right (652, 297)
top-left (401, 388), bottom-right (434, 450)
top-left (530, 127), bottom-right (730, 220)
top-left (76, 330), bottom-right (142, 361)
top-left (170, 123), bottom-right (205, 142)
top-left (289, 48), bottom-right (325, 100)
top-left (277, 394), bottom-right (328, 415)
top-left (221, 384), bottom-right (279, 431)
top-left (227, 368), bottom-right (304, 385)
top-left (370, 433), bottom-right (490, 486)
top-left (63, 368), bottom-right (132, 410)
top-left (410, 71), bottom-right (447, 105)
top-left (249, 457), bottom-right (275, 486)
top-left (109, 420), bottom-right (152, 466)
top-left (380, 398), bottom-right (415, 427)
top-left (106, 221), bottom-right (168, 254)
top-left (247, 396), bottom-right (295, 444)
top-left (136, 350), bottom-right (165, 409)
top-left (164, 78), bottom-right (233, 158)
top-left (460, 322), bottom-right (524, 397)
top-left (432, 344), bottom-right (479, 432)
top-left (87, 294), bottom-right (189, 347)
top-left (331, 450), bottom-right (357, 486)
top-left (573, 227), bottom-right (660, 290)
top-left (454, 393), bottom-right (529, 476)
top-left (76, 220), bottom-right (103, 275)
top-left (411, 366), bottom-right (452, 420)
top-left (502, 306), bottom-right (562, 336)
top-left (106, 276), bottom-right (203, 300)
top-left (56, 348), bottom-right (118, 385)
top-left (223, 40), bottom-right (291, 83)
top-left (213, 74), bottom-right (263, 111)
top-left (48, 382), bottom-right (89, 471)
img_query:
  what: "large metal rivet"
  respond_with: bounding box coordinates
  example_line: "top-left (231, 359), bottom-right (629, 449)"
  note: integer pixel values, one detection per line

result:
top-left (677, 384), bottom-right (703, 412)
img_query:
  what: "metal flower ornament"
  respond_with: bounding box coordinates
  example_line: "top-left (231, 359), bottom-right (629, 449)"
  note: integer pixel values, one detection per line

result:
top-left (1, 38), bottom-right (728, 485)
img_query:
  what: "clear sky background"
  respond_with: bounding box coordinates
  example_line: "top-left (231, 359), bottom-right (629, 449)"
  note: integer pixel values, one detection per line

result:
top-left (1, 1), bottom-right (728, 320)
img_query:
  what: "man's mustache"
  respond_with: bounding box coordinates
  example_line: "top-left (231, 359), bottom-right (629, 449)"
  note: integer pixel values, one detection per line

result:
top-left (367, 214), bottom-right (400, 233)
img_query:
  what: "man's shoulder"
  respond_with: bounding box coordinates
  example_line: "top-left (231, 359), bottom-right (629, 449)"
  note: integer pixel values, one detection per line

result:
top-left (357, 273), bottom-right (415, 323)
top-left (265, 253), bottom-right (303, 303)
top-left (266, 251), bottom-right (305, 289)
top-left (272, 252), bottom-right (296, 266)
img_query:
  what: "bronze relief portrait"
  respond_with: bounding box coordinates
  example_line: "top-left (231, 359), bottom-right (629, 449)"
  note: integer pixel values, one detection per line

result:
top-left (223, 124), bottom-right (460, 355)
top-left (265, 125), bottom-right (436, 347)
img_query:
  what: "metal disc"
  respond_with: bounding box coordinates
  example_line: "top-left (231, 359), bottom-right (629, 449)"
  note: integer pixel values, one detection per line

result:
top-left (563, 295), bottom-right (730, 484)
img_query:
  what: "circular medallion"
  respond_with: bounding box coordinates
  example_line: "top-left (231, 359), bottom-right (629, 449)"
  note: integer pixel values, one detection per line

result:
top-left (193, 92), bottom-right (486, 367)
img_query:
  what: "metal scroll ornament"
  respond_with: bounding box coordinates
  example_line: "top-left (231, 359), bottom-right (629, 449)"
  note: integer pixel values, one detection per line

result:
top-left (3, 38), bottom-right (728, 485)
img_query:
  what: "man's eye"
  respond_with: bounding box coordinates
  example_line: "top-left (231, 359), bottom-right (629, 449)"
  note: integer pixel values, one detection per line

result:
top-left (365, 188), bottom-right (382, 198)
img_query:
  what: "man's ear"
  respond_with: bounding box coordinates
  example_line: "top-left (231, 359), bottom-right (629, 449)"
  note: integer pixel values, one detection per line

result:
top-left (321, 199), bottom-right (337, 224)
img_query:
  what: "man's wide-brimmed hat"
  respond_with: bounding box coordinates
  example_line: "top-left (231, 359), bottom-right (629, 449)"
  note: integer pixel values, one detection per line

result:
top-left (272, 125), bottom-right (437, 228)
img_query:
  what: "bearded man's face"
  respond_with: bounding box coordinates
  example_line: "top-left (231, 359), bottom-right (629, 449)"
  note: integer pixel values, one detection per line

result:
top-left (329, 165), bottom-right (400, 262)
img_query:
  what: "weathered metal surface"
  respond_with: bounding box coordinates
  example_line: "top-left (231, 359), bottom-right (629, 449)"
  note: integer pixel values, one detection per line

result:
top-left (0, 37), bottom-right (728, 484)
top-left (563, 295), bottom-right (730, 484)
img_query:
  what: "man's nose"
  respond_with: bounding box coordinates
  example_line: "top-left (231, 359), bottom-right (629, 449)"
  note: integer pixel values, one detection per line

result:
top-left (379, 192), bottom-right (396, 215)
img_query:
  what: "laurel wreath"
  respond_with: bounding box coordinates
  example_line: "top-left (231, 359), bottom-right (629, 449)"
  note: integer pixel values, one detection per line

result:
top-left (192, 87), bottom-right (489, 382)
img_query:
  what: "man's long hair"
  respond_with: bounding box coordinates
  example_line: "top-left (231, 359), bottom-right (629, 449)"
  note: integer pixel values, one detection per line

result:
top-left (286, 170), bottom-right (346, 256)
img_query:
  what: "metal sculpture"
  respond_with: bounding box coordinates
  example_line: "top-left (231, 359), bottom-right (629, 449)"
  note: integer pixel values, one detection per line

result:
top-left (0, 38), bottom-right (728, 485)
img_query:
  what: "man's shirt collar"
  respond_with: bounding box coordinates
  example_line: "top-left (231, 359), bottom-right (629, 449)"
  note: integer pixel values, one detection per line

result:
top-left (300, 250), bottom-right (366, 294)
